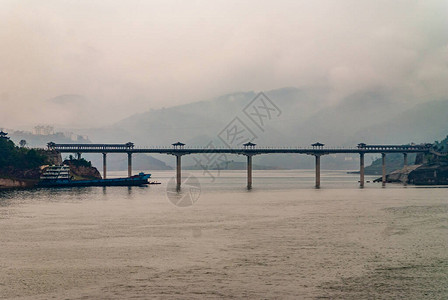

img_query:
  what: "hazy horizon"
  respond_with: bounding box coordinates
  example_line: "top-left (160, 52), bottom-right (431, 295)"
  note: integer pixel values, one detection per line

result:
top-left (1, 0), bottom-right (447, 129)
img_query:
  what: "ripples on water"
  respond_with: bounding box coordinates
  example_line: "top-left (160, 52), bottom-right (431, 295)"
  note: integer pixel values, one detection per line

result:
top-left (0, 170), bottom-right (447, 299)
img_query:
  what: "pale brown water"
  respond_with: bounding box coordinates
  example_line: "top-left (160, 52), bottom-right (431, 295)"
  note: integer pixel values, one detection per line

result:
top-left (1, 170), bottom-right (447, 299)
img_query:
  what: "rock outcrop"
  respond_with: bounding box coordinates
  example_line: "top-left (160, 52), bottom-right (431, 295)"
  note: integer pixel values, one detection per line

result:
top-left (45, 151), bottom-right (63, 165)
top-left (0, 166), bottom-right (42, 180)
top-left (63, 161), bottom-right (102, 180)
top-left (408, 163), bottom-right (448, 185)
top-left (375, 163), bottom-right (448, 185)
top-left (382, 165), bottom-right (422, 184)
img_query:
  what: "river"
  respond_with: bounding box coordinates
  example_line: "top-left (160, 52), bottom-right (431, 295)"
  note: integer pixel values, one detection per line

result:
top-left (0, 170), bottom-right (447, 299)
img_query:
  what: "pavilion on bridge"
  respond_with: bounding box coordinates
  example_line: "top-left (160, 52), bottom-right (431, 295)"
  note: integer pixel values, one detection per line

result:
top-left (172, 142), bottom-right (185, 149)
top-left (243, 142), bottom-right (256, 149)
top-left (311, 142), bottom-right (324, 149)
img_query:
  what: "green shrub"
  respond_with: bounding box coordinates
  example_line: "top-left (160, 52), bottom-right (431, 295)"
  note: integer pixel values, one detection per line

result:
top-left (0, 139), bottom-right (48, 170)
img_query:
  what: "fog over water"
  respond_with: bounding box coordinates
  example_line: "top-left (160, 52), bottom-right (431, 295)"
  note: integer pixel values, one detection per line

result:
top-left (1, 1), bottom-right (447, 128)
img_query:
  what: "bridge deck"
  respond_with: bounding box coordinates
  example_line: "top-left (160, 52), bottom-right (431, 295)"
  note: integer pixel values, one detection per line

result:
top-left (50, 147), bottom-right (430, 155)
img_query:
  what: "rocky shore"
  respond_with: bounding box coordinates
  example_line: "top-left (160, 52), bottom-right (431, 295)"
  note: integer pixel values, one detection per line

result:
top-left (408, 163), bottom-right (448, 185)
top-left (0, 177), bottom-right (38, 188)
top-left (63, 160), bottom-right (102, 180)
top-left (375, 163), bottom-right (448, 185)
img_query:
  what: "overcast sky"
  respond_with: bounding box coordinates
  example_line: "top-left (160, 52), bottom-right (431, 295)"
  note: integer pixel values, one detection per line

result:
top-left (1, 0), bottom-right (447, 129)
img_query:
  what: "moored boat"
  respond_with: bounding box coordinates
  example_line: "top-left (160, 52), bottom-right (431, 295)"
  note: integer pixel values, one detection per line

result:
top-left (37, 165), bottom-right (151, 187)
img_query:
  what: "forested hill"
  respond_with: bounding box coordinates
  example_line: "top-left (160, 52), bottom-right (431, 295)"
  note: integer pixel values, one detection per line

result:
top-left (0, 138), bottom-right (60, 181)
top-left (434, 135), bottom-right (448, 152)
top-left (0, 138), bottom-right (48, 171)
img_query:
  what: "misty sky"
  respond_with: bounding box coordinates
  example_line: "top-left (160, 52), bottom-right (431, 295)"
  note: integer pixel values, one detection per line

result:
top-left (1, 0), bottom-right (447, 129)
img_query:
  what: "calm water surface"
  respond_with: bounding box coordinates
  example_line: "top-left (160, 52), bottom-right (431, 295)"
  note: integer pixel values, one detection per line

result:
top-left (0, 170), bottom-right (447, 299)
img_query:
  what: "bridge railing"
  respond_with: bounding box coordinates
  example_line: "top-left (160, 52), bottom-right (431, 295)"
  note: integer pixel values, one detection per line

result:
top-left (46, 142), bottom-right (433, 152)
top-left (48, 142), bottom-right (135, 150)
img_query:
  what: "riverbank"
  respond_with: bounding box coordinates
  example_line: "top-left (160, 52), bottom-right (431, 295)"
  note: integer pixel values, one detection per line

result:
top-left (408, 163), bottom-right (448, 185)
top-left (374, 162), bottom-right (448, 185)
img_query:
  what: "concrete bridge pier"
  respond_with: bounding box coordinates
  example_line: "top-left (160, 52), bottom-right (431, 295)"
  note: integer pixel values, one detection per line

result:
top-left (359, 153), bottom-right (365, 188)
top-left (246, 155), bottom-right (253, 190)
top-left (382, 153), bottom-right (386, 186)
top-left (403, 153), bottom-right (408, 186)
top-left (103, 153), bottom-right (107, 179)
top-left (77, 152), bottom-right (82, 160)
top-left (127, 153), bottom-right (132, 177)
top-left (176, 154), bottom-right (182, 190)
top-left (315, 154), bottom-right (321, 188)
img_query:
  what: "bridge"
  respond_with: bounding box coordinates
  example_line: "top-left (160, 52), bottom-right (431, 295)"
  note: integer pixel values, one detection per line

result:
top-left (47, 141), bottom-right (433, 189)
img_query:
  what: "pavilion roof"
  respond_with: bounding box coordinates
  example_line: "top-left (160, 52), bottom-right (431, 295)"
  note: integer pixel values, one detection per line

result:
top-left (311, 142), bottom-right (324, 146)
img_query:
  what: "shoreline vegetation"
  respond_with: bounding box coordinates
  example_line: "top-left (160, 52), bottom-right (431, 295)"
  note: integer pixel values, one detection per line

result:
top-left (0, 137), bottom-right (55, 188)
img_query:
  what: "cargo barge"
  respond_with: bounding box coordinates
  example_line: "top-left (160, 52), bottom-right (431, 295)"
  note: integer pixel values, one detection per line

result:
top-left (37, 165), bottom-right (151, 187)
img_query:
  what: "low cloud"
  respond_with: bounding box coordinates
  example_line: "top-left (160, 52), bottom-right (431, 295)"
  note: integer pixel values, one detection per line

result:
top-left (1, 0), bottom-right (447, 128)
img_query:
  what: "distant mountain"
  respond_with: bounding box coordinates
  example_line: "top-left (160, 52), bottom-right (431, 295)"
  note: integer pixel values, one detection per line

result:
top-left (48, 94), bottom-right (87, 105)
top-left (296, 89), bottom-right (405, 145)
top-left (81, 87), bottom-right (328, 146)
top-left (9, 130), bottom-right (90, 147)
top-left (75, 87), bottom-right (447, 170)
top-left (76, 87), bottom-right (339, 169)
top-left (80, 153), bottom-right (172, 172)
top-left (184, 160), bottom-right (282, 170)
top-left (352, 99), bottom-right (448, 144)
top-left (43, 94), bottom-right (114, 128)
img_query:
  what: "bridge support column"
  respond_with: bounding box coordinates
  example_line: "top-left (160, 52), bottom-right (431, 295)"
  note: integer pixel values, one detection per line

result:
top-left (247, 155), bottom-right (253, 190)
top-left (403, 153), bottom-right (408, 186)
top-left (176, 154), bottom-right (182, 190)
top-left (127, 153), bottom-right (132, 177)
top-left (315, 155), bottom-right (321, 188)
top-left (360, 153), bottom-right (365, 188)
top-left (103, 153), bottom-right (107, 179)
top-left (382, 153), bottom-right (386, 186)
top-left (77, 152), bottom-right (81, 160)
